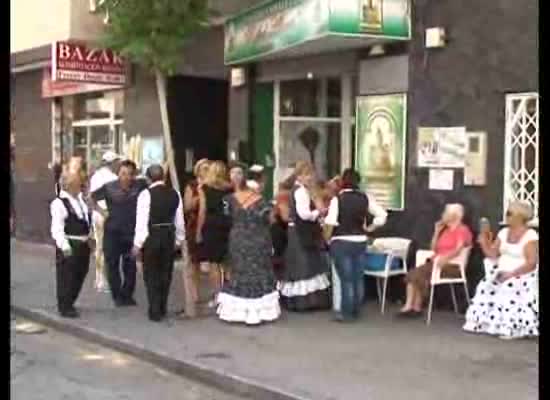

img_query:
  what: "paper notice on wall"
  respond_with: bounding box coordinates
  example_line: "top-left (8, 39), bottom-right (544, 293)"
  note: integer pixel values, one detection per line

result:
top-left (429, 169), bottom-right (454, 191)
top-left (417, 127), bottom-right (467, 168)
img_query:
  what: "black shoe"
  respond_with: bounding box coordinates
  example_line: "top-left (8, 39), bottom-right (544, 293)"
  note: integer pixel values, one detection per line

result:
top-left (149, 314), bottom-right (162, 322)
top-left (396, 310), bottom-right (423, 318)
top-left (125, 298), bottom-right (138, 306)
top-left (59, 309), bottom-right (79, 319)
top-left (117, 298), bottom-right (137, 307)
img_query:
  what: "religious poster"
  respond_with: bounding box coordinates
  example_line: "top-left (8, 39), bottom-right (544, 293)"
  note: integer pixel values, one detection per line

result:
top-left (355, 93), bottom-right (407, 210)
top-left (417, 127), bottom-right (467, 168)
top-left (360, 0), bottom-right (383, 32)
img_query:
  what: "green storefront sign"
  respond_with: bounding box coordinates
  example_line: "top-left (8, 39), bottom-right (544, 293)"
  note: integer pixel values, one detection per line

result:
top-left (355, 94), bottom-right (407, 210)
top-left (225, 0), bottom-right (410, 64)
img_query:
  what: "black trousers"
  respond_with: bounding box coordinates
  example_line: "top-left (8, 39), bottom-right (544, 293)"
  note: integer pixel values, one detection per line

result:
top-left (104, 230), bottom-right (136, 303)
top-left (142, 227), bottom-right (176, 319)
top-left (56, 241), bottom-right (90, 313)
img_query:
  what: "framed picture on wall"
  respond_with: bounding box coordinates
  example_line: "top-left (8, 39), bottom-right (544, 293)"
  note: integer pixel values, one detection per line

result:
top-left (355, 93), bottom-right (407, 210)
top-left (360, 0), bottom-right (383, 33)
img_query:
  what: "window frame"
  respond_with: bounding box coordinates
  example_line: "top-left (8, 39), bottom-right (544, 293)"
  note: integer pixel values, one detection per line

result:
top-left (503, 92), bottom-right (539, 226)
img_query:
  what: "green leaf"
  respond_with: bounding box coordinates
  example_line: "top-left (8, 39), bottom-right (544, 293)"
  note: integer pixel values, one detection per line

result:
top-left (97, 0), bottom-right (210, 76)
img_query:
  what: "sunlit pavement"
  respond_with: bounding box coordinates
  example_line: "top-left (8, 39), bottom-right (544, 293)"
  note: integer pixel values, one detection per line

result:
top-left (11, 318), bottom-right (243, 400)
top-left (11, 241), bottom-right (538, 400)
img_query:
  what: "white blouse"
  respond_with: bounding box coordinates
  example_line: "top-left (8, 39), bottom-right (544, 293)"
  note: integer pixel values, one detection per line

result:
top-left (294, 184), bottom-right (320, 222)
top-left (50, 190), bottom-right (90, 252)
top-left (133, 182), bottom-right (186, 249)
top-left (497, 228), bottom-right (538, 272)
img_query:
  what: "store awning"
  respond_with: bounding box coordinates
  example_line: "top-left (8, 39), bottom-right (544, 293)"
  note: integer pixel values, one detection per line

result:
top-left (224, 0), bottom-right (411, 65)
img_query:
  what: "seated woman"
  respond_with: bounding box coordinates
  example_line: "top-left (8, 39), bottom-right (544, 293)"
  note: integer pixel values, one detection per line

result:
top-left (463, 201), bottom-right (538, 340)
top-left (399, 204), bottom-right (473, 317)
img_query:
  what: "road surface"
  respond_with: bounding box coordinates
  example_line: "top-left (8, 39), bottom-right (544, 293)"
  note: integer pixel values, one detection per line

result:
top-left (11, 318), bottom-right (244, 400)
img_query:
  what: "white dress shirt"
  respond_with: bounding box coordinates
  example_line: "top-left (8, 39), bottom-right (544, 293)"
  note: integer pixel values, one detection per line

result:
top-left (325, 189), bottom-right (388, 242)
top-left (133, 181), bottom-right (186, 249)
top-left (294, 184), bottom-right (320, 222)
top-left (50, 190), bottom-right (90, 252)
top-left (89, 166), bottom-right (118, 218)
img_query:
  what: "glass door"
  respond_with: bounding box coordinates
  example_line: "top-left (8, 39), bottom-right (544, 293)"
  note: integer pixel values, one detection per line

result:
top-left (90, 124), bottom-right (116, 171)
top-left (70, 93), bottom-right (122, 174)
top-left (273, 76), bottom-right (352, 188)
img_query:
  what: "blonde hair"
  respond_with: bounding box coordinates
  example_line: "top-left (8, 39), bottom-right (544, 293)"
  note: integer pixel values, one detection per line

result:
top-left (60, 165), bottom-right (82, 191)
top-left (507, 201), bottom-right (533, 223)
top-left (194, 158), bottom-right (210, 178)
top-left (294, 160), bottom-right (315, 178)
top-left (204, 161), bottom-right (228, 190)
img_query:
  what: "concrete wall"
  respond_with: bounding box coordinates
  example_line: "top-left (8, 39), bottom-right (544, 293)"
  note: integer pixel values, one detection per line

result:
top-left (11, 0), bottom-right (104, 54)
top-left (358, 55), bottom-right (409, 94)
top-left (176, 27), bottom-right (228, 80)
top-left (123, 67), bottom-right (163, 139)
top-left (69, 0), bottom-right (106, 44)
top-left (10, 0), bottom-right (71, 53)
top-left (13, 70), bottom-right (54, 243)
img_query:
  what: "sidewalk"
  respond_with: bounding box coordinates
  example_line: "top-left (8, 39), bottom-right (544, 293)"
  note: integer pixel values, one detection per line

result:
top-left (11, 241), bottom-right (538, 400)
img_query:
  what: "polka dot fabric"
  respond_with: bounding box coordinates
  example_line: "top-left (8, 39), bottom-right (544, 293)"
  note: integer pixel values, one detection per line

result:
top-left (463, 266), bottom-right (538, 339)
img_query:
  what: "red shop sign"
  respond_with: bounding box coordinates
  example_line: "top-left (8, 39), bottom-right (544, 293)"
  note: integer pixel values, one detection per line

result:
top-left (51, 41), bottom-right (127, 85)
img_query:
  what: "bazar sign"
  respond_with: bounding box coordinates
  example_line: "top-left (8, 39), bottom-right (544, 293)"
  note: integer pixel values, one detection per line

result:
top-left (225, 0), bottom-right (410, 64)
top-left (51, 41), bottom-right (127, 85)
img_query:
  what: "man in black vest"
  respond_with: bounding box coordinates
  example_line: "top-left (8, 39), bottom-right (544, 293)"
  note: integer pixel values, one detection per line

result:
top-left (91, 160), bottom-right (148, 307)
top-left (50, 169), bottom-right (91, 318)
top-left (323, 168), bottom-right (387, 322)
top-left (132, 164), bottom-right (185, 322)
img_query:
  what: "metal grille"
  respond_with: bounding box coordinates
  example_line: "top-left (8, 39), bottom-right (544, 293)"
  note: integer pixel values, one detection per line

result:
top-left (503, 93), bottom-right (539, 221)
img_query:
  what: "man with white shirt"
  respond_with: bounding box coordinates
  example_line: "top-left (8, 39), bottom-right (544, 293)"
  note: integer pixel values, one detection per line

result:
top-left (50, 169), bottom-right (91, 319)
top-left (132, 164), bottom-right (185, 322)
top-left (89, 151), bottom-right (120, 293)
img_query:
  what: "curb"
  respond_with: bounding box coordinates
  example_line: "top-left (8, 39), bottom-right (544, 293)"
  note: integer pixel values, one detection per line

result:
top-left (11, 305), bottom-right (311, 400)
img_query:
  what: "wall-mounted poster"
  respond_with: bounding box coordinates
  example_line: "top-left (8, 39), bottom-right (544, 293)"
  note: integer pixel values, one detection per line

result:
top-left (355, 93), bottom-right (407, 210)
top-left (360, 0), bottom-right (383, 33)
top-left (141, 137), bottom-right (164, 173)
top-left (417, 127), bottom-right (467, 168)
top-left (429, 169), bottom-right (454, 191)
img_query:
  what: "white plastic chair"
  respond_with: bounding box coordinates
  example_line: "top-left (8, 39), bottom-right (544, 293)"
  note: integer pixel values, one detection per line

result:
top-left (420, 247), bottom-right (472, 325)
top-left (364, 237), bottom-right (412, 314)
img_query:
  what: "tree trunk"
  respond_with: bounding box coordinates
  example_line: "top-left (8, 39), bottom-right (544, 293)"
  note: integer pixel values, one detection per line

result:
top-left (154, 69), bottom-right (180, 192)
top-left (155, 68), bottom-right (196, 318)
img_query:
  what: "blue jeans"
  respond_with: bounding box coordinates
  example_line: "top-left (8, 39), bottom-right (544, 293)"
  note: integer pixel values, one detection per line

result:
top-left (330, 240), bottom-right (367, 320)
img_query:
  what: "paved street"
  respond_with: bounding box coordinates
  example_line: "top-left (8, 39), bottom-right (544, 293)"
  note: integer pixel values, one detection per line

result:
top-left (11, 318), bottom-right (243, 400)
top-left (11, 241), bottom-right (539, 400)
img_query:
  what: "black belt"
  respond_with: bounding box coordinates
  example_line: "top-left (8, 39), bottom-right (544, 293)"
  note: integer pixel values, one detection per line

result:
top-left (150, 223), bottom-right (174, 228)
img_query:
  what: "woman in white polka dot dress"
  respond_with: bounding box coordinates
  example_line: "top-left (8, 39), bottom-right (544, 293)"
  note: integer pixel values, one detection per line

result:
top-left (463, 201), bottom-right (538, 340)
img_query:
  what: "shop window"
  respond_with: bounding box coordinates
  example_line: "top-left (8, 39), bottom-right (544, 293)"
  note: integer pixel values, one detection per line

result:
top-left (52, 90), bottom-right (124, 173)
top-left (278, 121), bottom-right (341, 182)
top-left (280, 78), bottom-right (341, 118)
top-left (504, 93), bottom-right (538, 223)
